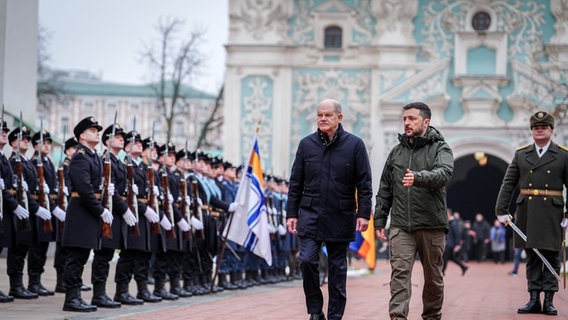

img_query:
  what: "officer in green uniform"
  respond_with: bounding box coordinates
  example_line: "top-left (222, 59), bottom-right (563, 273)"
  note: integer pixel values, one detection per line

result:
top-left (496, 111), bottom-right (568, 316)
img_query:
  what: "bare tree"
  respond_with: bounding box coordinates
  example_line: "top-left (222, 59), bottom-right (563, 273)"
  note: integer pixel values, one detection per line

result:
top-left (140, 17), bottom-right (211, 143)
top-left (195, 85), bottom-right (224, 149)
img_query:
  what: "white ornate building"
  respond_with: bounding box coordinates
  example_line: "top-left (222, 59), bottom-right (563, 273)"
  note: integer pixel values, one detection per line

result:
top-left (223, 0), bottom-right (568, 221)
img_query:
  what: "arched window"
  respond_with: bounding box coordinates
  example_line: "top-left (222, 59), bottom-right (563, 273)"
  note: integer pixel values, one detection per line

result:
top-left (324, 26), bottom-right (342, 49)
top-left (472, 11), bottom-right (491, 32)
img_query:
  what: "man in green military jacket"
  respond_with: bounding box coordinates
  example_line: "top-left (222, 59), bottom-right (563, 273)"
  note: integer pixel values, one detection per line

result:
top-left (496, 111), bottom-right (568, 316)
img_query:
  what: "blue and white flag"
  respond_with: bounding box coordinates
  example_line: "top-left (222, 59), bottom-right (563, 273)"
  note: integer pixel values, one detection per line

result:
top-left (223, 136), bottom-right (272, 266)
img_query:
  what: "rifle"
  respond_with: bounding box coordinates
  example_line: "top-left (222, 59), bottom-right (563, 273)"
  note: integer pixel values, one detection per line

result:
top-left (15, 111), bottom-right (30, 232)
top-left (180, 141), bottom-right (191, 241)
top-left (161, 143), bottom-right (176, 239)
top-left (57, 131), bottom-right (67, 232)
top-left (190, 178), bottom-right (205, 239)
top-left (36, 119), bottom-right (53, 233)
top-left (126, 118), bottom-right (140, 236)
top-left (146, 122), bottom-right (160, 234)
top-left (100, 111), bottom-right (117, 239)
top-left (266, 194), bottom-right (276, 240)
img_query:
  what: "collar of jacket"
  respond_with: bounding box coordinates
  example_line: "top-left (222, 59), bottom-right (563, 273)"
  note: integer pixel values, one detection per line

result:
top-left (398, 126), bottom-right (445, 148)
top-left (317, 123), bottom-right (344, 147)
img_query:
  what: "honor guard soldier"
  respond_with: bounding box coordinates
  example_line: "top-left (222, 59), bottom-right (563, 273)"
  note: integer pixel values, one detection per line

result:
top-left (8, 125), bottom-right (51, 299)
top-left (496, 111), bottom-right (568, 316)
top-left (62, 116), bottom-right (105, 312)
top-left (0, 120), bottom-right (29, 303)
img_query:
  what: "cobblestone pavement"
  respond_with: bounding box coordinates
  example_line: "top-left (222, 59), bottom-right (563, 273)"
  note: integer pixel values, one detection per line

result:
top-left (0, 255), bottom-right (566, 320)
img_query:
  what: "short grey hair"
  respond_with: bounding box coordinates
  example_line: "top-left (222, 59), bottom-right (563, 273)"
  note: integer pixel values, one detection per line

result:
top-left (319, 98), bottom-right (342, 114)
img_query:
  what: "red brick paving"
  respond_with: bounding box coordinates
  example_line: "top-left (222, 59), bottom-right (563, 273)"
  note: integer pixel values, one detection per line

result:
top-left (1, 257), bottom-right (566, 319)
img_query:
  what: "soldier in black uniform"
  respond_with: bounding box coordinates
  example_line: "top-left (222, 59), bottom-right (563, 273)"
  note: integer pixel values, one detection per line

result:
top-left (0, 120), bottom-right (29, 303)
top-left (61, 116), bottom-right (106, 312)
top-left (496, 112), bottom-right (568, 316)
top-left (8, 126), bottom-right (51, 299)
top-left (113, 130), bottom-right (162, 304)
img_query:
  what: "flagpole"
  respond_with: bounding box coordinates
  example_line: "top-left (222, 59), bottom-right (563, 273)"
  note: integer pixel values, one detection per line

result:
top-left (210, 119), bottom-right (262, 294)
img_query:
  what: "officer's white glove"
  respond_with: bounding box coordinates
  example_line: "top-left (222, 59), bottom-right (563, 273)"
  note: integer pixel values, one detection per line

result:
top-left (160, 216), bottom-right (172, 230)
top-left (228, 202), bottom-right (238, 212)
top-left (42, 182), bottom-right (50, 194)
top-left (63, 186), bottom-right (69, 196)
top-left (100, 208), bottom-right (113, 224)
top-left (144, 207), bottom-right (160, 223)
top-left (152, 185), bottom-right (159, 196)
top-left (0, 178), bottom-right (5, 190)
top-left (267, 223), bottom-right (277, 234)
top-left (22, 180), bottom-right (29, 192)
top-left (35, 206), bottom-right (52, 221)
top-left (122, 209), bottom-right (137, 226)
top-left (108, 183), bottom-right (115, 196)
top-left (190, 216), bottom-right (204, 230)
top-left (132, 184), bottom-right (139, 195)
top-left (177, 219), bottom-right (190, 232)
top-left (52, 206), bottom-right (66, 222)
top-left (497, 214), bottom-right (510, 224)
top-left (14, 205), bottom-right (29, 220)
top-left (277, 224), bottom-right (287, 236)
top-left (185, 195), bottom-right (191, 205)
top-left (561, 218), bottom-right (568, 228)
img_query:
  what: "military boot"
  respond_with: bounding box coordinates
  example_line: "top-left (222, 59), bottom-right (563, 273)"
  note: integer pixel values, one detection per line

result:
top-left (136, 280), bottom-right (161, 303)
top-left (9, 276), bottom-right (38, 299)
top-left (219, 273), bottom-right (238, 290)
top-left (28, 275), bottom-right (54, 296)
top-left (114, 282), bottom-right (143, 305)
top-left (517, 290), bottom-right (541, 314)
top-left (170, 276), bottom-right (192, 298)
top-left (55, 271), bottom-right (66, 293)
top-left (63, 287), bottom-right (96, 312)
top-left (231, 271), bottom-right (247, 289)
top-left (543, 291), bottom-right (557, 316)
top-left (153, 278), bottom-right (178, 300)
top-left (190, 276), bottom-right (207, 295)
top-left (91, 282), bottom-right (121, 308)
top-left (0, 289), bottom-right (14, 303)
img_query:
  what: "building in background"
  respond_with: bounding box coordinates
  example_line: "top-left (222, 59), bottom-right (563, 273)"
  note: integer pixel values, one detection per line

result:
top-left (223, 0), bottom-right (568, 227)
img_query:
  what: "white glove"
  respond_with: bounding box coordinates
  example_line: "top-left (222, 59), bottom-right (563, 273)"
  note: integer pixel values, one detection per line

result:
top-left (497, 214), bottom-right (510, 224)
top-left (63, 186), bottom-right (69, 196)
top-left (160, 216), bottom-right (172, 230)
top-left (282, 209), bottom-right (287, 218)
top-left (168, 193), bottom-right (174, 203)
top-left (267, 223), bottom-right (277, 234)
top-left (132, 184), bottom-right (139, 195)
top-left (144, 207), bottom-right (160, 223)
top-left (122, 209), bottom-right (137, 226)
top-left (36, 206), bottom-right (52, 221)
top-left (22, 180), bottom-right (29, 192)
top-left (266, 206), bottom-right (273, 214)
top-left (277, 224), bottom-right (287, 236)
top-left (52, 206), bottom-right (66, 222)
top-left (177, 219), bottom-right (190, 232)
top-left (197, 197), bottom-right (203, 207)
top-left (14, 205), bottom-right (29, 220)
top-left (0, 178), bottom-right (5, 190)
top-left (561, 218), bottom-right (568, 228)
top-left (108, 182), bottom-right (115, 196)
top-left (185, 195), bottom-right (191, 205)
top-left (43, 182), bottom-right (50, 194)
top-left (152, 185), bottom-right (159, 196)
top-left (272, 206), bottom-right (278, 215)
top-left (100, 208), bottom-right (113, 224)
top-left (228, 202), bottom-right (238, 212)
top-left (190, 216), bottom-right (204, 230)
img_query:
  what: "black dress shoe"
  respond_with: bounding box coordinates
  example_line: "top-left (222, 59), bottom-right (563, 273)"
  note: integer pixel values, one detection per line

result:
top-left (9, 286), bottom-right (38, 299)
top-left (114, 292), bottom-right (144, 305)
top-left (137, 290), bottom-right (162, 303)
top-left (80, 283), bottom-right (91, 291)
top-left (0, 290), bottom-right (14, 303)
top-left (153, 288), bottom-right (178, 300)
top-left (29, 283), bottom-right (55, 296)
top-left (63, 297), bottom-right (97, 312)
top-left (309, 312), bottom-right (326, 320)
top-left (92, 294), bottom-right (122, 308)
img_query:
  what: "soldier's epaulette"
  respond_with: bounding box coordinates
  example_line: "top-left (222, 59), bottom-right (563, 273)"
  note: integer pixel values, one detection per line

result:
top-left (559, 144), bottom-right (568, 152)
top-left (63, 158), bottom-right (70, 165)
top-left (77, 148), bottom-right (86, 155)
top-left (31, 154), bottom-right (38, 162)
top-left (174, 171), bottom-right (181, 177)
top-left (516, 144), bottom-right (530, 151)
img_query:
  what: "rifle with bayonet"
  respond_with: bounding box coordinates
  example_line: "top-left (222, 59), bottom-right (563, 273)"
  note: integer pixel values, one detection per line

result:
top-left (15, 111), bottom-right (30, 232)
top-left (100, 111), bottom-right (117, 239)
top-left (146, 122), bottom-right (160, 234)
top-left (180, 141), bottom-right (191, 241)
top-left (36, 119), bottom-right (53, 233)
top-left (57, 131), bottom-right (67, 232)
top-left (190, 177), bottom-right (205, 240)
top-left (126, 118), bottom-right (140, 236)
top-left (161, 143), bottom-right (176, 239)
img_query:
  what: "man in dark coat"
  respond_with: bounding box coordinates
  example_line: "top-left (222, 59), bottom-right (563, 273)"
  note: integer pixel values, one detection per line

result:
top-left (496, 111), bottom-right (568, 316)
top-left (287, 98), bottom-right (372, 320)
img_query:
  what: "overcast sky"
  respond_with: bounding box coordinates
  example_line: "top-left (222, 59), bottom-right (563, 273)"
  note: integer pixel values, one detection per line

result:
top-left (39, 0), bottom-right (228, 94)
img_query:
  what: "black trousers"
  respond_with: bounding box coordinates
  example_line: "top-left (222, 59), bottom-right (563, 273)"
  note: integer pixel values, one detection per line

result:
top-left (299, 238), bottom-right (348, 320)
top-left (526, 248), bottom-right (560, 292)
top-left (115, 249), bottom-right (151, 283)
top-left (92, 247), bottom-right (115, 285)
top-left (28, 241), bottom-right (49, 278)
top-left (154, 251), bottom-right (183, 281)
top-left (7, 244), bottom-right (29, 281)
top-left (53, 242), bottom-right (67, 274)
top-left (63, 246), bottom-right (90, 291)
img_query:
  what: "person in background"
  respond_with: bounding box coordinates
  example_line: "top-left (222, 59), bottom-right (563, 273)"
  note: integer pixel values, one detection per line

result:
top-left (489, 219), bottom-right (506, 264)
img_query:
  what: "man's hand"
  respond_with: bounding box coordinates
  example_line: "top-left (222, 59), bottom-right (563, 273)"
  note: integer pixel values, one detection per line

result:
top-left (100, 209), bottom-right (113, 224)
top-left (52, 206), bottom-right (66, 222)
top-left (177, 219), bottom-right (190, 232)
top-left (160, 216), bottom-right (172, 230)
top-left (286, 217), bottom-right (298, 235)
top-left (122, 209), bottom-right (137, 226)
top-left (376, 228), bottom-right (387, 241)
top-left (356, 217), bottom-right (369, 232)
top-left (144, 207), bottom-right (159, 223)
top-left (14, 205), bottom-right (29, 220)
top-left (497, 214), bottom-right (510, 226)
top-left (561, 218), bottom-right (568, 228)
top-left (35, 207), bottom-right (52, 221)
top-left (402, 169), bottom-right (414, 187)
